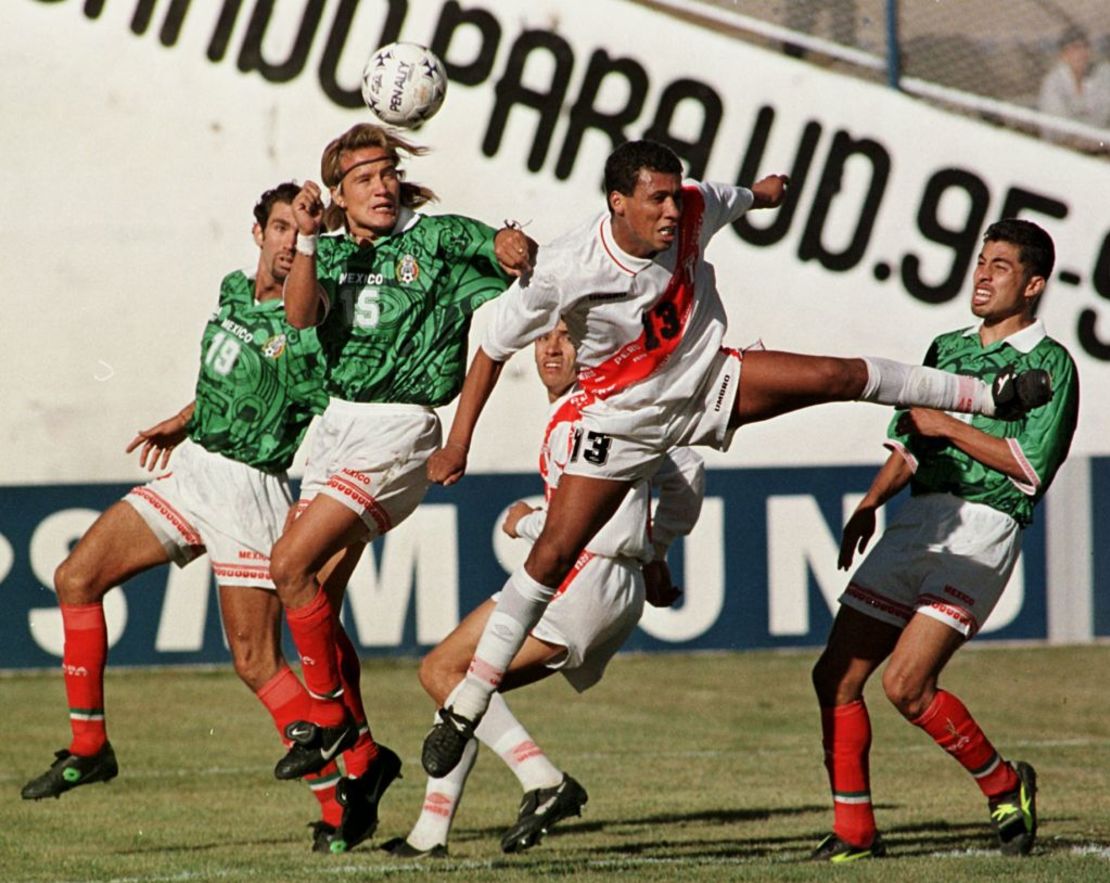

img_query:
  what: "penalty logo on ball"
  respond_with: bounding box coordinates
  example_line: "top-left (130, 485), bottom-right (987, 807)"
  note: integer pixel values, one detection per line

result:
top-left (361, 42), bottom-right (448, 129)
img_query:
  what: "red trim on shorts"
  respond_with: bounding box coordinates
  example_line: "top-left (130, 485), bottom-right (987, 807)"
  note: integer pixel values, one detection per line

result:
top-left (844, 582), bottom-right (914, 622)
top-left (212, 561), bottom-right (274, 582)
top-left (129, 486), bottom-right (203, 547)
top-left (553, 549), bottom-right (595, 599)
top-left (326, 470), bottom-right (394, 534)
top-left (920, 593), bottom-right (979, 635)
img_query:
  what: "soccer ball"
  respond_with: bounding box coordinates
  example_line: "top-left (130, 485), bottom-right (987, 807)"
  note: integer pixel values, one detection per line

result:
top-left (361, 42), bottom-right (448, 128)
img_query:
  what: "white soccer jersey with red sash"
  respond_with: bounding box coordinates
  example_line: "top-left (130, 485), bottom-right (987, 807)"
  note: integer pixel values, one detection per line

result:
top-left (483, 180), bottom-right (755, 422)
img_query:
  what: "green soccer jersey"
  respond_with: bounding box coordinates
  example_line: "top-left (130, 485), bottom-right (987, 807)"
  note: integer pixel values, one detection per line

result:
top-left (887, 321), bottom-right (1079, 527)
top-left (188, 270), bottom-right (329, 473)
top-left (314, 210), bottom-right (510, 406)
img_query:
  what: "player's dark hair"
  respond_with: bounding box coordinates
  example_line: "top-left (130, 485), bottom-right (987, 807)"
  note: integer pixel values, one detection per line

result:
top-left (983, 219), bottom-right (1055, 282)
top-left (253, 182), bottom-right (301, 228)
top-left (604, 140), bottom-right (683, 198)
top-left (320, 123), bottom-right (437, 231)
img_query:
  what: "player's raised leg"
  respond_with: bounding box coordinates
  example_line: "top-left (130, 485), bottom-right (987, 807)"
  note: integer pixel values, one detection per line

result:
top-left (269, 496), bottom-right (367, 780)
top-left (731, 350), bottom-right (1051, 429)
top-left (421, 474), bottom-right (631, 778)
top-left (21, 502), bottom-right (170, 800)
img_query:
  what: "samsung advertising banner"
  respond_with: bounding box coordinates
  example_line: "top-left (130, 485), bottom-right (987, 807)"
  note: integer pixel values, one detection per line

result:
top-left (1, 0), bottom-right (1106, 668)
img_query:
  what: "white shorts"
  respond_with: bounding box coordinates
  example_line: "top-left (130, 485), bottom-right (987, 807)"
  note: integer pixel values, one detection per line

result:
top-left (125, 440), bottom-right (292, 589)
top-left (840, 493), bottom-right (1022, 638)
top-left (298, 398), bottom-right (441, 539)
top-left (498, 552), bottom-right (645, 693)
top-left (565, 348), bottom-right (742, 482)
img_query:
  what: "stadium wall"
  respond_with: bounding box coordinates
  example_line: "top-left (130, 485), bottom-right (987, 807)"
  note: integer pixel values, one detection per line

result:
top-left (2, 1), bottom-right (1106, 668)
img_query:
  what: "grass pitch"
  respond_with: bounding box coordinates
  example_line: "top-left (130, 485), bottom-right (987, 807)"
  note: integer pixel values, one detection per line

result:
top-left (4, 645), bottom-right (1109, 881)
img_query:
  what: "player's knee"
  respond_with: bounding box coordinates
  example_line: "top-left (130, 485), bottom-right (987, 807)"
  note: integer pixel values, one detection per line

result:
top-left (227, 633), bottom-right (281, 691)
top-left (881, 666), bottom-right (929, 718)
top-left (268, 536), bottom-right (308, 596)
top-left (525, 539), bottom-right (578, 586)
top-left (53, 557), bottom-right (103, 604)
top-left (417, 651), bottom-right (455, 705)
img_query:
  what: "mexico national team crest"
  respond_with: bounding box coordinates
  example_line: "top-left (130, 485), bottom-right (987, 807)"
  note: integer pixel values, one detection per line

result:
top-left (396, 253), bottom-right (420, 284)
top-left (261, 332), bottom-right (287, 359)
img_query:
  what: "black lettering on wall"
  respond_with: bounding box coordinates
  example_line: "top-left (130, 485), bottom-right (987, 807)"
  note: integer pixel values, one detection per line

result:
top-left (901, 168), bottom-right (989, 304)
top-left (483, 30), bottom-right (574, 172)
top-left (732, 106), bottom-right (821, 247)
top-left (431, 1), bottom-right (499, 86)
top-left (555, 49), bottom-right (648, 181)
top-left (997, 187), bottom-right (1067, 225)
top-left (207, 0), bottom-right (244, 60)
top-left (238, 0), bottom-right (325, 84)
top-left (318, 0), bottom-right (406, 108)
top-left (642, 79), bottom-right (722, 180)
top-left (1077, 231), bottom-right (1110, 361)
top-left (798, 131), bottom-right (889, 272)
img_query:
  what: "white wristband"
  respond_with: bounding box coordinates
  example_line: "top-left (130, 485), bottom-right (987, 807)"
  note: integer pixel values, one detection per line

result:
top-left (295, 234), bottom-right (317, 256)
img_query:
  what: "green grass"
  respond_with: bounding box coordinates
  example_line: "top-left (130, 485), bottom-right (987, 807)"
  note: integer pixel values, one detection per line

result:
top-left (4, 645), bottom-right (1109, 881)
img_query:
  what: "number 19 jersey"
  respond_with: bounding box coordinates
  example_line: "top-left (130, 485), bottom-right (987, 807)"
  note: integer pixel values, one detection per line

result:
top-left (189, 270), bottom-right (329, 473)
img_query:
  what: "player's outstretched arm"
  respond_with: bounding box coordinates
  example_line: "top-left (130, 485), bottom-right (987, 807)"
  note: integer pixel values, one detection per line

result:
top-left (125, 401), bottom-right (195, 471)
top-left (284, 181), bottom-right (326, 329)
top-left (749, 174), bottom-right (790, 209)
top-left (839, 451), bottom-right (912, 570)
top-left (427, 348), bottom-right (504, 486)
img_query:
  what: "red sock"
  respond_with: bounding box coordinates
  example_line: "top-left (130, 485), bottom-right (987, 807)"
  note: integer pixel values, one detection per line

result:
top-left (821, 700), bottom-right (877, 848)
top-left (335, 623), bottom-right (377, 778)
top-left (284, 586), bottom-right (346, 727)
top-left (257, 666), bottom-right (342, 825)
top-left (911, 690), bottom-right (1019, 799)
top-left (61, 602), bottom-right (109, 756)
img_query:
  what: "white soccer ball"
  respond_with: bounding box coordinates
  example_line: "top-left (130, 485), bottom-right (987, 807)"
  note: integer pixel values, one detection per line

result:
top-left (361, 42), bottom-right (448, 128)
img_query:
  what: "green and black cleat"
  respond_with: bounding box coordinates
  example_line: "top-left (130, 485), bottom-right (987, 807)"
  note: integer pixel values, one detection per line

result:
top-left (989, 761), bottom-right (1038, 856)
top-left (810, 832), bottom-right (886, 862)
top-left (21, 743), bottom-right (119, 800)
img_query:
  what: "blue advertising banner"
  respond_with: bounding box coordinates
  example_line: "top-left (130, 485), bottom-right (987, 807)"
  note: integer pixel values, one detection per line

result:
top-left (1, 462), bottom-right (1077, 672)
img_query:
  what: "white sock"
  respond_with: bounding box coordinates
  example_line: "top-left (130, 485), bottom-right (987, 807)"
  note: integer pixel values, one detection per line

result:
top-left (406, 723), bottom-right (478, 851)
top-left (861, 357), bottom-right (995, 416)
top-left (452, 569), bottom-right (556, 722)
top-left (476, 692), bottom-right (563, 792)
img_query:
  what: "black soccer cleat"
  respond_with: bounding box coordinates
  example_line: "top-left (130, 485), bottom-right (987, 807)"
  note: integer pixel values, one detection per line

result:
top-left (21, 743), bottom-right (119, 800)
top-left (275, 718), bottom-right (358, 780)
top-left (421, 706), bottom-right (477, 778)
top-left (380, 836), bottom-right (449, 859)
top-left (989, 761), bottom-right (1038, 856)
top-left (336, 744), bottom-right (403, 849)
top-left (309, 821), bottom-right (348, 855)
top-left (500, 773), bottom-right (588, 854)
top-left (992, 366), bottom-right (1052, 420)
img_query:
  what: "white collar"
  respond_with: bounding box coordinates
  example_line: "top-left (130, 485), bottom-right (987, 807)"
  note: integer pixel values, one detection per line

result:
top-left (962, 318), bottom-right (1047, 353)
top-left (597, 214), bottom-right (654, 276)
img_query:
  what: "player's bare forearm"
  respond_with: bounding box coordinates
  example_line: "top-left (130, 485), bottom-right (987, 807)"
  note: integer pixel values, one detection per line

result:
top-left (750, 174), bottom-right (790, 209)
top-left (126, 400), bottom-right (194, 471)
top-left (897, 408), bottom-right (1025, 482)
top-left (427, 348), bottom-right (504, 485)
top-left (284, 181), bottom-right (325, 328)
top-left (840, 452), bottom-right (911, 569)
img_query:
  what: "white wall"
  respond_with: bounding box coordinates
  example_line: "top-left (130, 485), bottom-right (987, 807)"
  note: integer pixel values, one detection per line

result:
top-left (3, 0), bottom-right (1107, 485)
